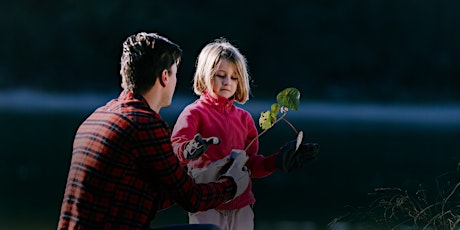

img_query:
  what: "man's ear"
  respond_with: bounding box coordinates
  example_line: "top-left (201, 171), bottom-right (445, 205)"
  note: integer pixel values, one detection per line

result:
top-left (159, 69), bottom-right (168, 87)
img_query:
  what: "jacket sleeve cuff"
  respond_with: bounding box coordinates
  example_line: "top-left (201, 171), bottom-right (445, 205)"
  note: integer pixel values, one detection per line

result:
top-left (264, 153), bottom-right (278, 172)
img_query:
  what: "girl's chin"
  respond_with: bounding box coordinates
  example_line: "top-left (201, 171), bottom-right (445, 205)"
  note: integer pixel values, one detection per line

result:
top-left (218, 92), bottom-right (233, 98)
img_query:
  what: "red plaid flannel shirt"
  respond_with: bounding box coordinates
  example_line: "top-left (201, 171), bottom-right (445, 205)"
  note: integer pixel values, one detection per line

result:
top-left (58, 90), bottom-right (235, 230)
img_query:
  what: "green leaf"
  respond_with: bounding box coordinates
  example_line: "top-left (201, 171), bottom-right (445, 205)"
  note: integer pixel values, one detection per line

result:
top-left (259, 110), bottom-right (274, 130)
top-left (270, 103), bottom-right (280, 120)
top-left (276, 88), bottom-right (300, 111)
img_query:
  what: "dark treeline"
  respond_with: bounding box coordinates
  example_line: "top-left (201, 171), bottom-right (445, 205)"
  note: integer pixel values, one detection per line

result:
top-left (2, 0), bottom-right (460, 103)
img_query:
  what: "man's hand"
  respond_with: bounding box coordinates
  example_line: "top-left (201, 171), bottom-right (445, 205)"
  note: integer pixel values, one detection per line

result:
top-left (218, 150), bottom-right (250, 199)
top-left (275, 140), bottom-right (319, 172)
top-left (188, 155), bottom-right (229, 183)
top-left (184, 133), bottom-right (220, 160)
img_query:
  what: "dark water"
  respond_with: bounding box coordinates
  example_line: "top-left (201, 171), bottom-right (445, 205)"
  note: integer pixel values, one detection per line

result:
top-left (1, 91), bottom-right (459, 229)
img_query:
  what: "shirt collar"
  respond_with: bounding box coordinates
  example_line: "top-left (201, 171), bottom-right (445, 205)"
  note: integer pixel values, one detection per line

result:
top-left (201, 90), bottom-right (235, 112)
top-left (118, 90), bottom-right (158, 114)
top-left (119, 89), bottom-right (145, 102)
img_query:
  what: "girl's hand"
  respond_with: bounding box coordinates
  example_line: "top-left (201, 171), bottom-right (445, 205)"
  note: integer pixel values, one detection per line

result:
top-left (183, 133), bottom-right (220, 160)
top-left (275, 140), bottom-right (319, 172)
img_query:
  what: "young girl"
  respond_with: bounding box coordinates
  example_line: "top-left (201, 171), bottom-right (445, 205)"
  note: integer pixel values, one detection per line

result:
top-left (171, 38), bottom-right (318, 230)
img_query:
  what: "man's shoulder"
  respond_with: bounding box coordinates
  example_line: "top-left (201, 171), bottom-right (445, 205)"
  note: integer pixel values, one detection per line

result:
top-left (122, 106), bottom-right (165, 126)
top-left (90, 101), bottom-right (163, 127)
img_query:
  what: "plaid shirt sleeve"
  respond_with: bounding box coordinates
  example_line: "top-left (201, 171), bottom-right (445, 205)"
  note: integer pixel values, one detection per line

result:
top-left (134, 112), bottom-right (236, 212)
top-left (58, 92), bottom-right (236, 230)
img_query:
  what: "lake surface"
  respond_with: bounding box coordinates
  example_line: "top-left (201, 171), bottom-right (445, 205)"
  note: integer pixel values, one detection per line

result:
top-left (1, 90), bottom-right (459, 229)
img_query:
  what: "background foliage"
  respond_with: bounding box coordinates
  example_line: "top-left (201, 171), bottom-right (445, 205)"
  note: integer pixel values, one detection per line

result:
top-left (2, 0), bottom-right (460, 103)
top-left (2, 2), bottom-right (460, 229)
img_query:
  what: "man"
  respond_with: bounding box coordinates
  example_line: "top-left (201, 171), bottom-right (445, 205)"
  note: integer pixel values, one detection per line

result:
top-left (57, 32), bottom-right (249, 230)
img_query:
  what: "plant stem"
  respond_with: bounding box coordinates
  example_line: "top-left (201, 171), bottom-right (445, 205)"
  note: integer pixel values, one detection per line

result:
top-left (245, 112), bottom-right (298, 152)
top-left (281, 117), bottom-right (298, 134)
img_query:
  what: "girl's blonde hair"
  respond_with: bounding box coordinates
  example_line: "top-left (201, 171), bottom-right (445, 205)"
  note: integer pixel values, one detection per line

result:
top-left (193, 38), bottom-right (251, 104)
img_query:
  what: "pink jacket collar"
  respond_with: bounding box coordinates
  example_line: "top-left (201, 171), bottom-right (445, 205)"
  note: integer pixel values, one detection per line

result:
top-left (201, 90), bottom-right (235, 112)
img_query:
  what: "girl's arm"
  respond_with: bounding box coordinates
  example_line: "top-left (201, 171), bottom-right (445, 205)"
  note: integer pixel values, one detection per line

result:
top-left (243, 111), bottom-right (278, 178)
top-left (171, 107), bottom-right (200, 165)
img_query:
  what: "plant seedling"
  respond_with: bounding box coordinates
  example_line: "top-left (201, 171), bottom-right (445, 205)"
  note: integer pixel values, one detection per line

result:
top-left (245, 87), bottom-right (303, 152)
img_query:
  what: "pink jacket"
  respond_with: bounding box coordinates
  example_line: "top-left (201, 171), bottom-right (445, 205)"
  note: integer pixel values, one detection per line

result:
top-left (171, 91), bottom-right (277, 210)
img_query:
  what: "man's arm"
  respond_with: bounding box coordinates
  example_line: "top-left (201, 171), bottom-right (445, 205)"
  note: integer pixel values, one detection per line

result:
top-left (137, 119), bottom-right (235, 212)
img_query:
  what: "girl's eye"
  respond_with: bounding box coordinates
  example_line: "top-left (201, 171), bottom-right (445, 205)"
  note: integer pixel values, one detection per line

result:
top-left (215, 74), bottom-right (237, 81)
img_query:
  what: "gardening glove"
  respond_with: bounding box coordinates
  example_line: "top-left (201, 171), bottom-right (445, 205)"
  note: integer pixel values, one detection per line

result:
top-left (275, 140), bottom-right (319, 172)
top-left (188, 156), bottom-right (230, 183)
top-left (218, 149), bottom-right (250, 198)
top-left (184, 133), bottom-right (220, 160)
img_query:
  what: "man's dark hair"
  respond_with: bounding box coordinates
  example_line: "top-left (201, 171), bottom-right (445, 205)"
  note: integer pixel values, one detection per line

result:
top-left (120, 32), bottom-right (182, 94)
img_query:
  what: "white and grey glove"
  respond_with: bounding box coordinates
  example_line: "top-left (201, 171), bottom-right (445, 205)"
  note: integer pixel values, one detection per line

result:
top-left (218, 149), bottom-right (250, 198)
top-left (184, 133), bottom-right (220, 160)
top-left (188, 156), bottom-right (230, 183)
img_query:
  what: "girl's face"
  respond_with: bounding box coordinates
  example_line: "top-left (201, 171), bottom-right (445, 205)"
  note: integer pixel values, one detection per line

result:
top-left (211, 59), bottom-right (238, 99)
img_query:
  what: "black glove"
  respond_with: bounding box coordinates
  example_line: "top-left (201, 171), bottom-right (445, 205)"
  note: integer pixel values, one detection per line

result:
top-left (275, 140), bottom-right (319, 172)
top-left (183, 133), bottom-right (220, 160)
